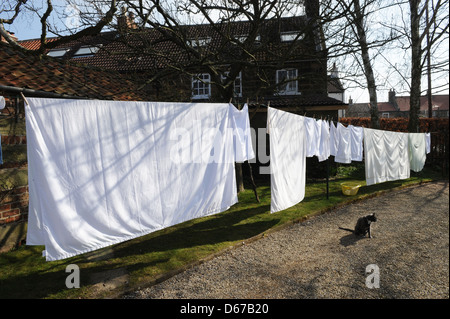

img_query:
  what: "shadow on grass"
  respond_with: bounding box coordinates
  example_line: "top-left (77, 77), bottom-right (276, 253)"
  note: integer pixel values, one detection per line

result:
top-left (0, 203), bottom-right (277, 299)
top-left (111, 204), bottom-right (275, 259)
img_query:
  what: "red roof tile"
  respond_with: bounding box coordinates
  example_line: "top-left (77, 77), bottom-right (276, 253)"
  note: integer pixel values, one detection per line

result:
top-left (0, 42), bottom-right (152, 101)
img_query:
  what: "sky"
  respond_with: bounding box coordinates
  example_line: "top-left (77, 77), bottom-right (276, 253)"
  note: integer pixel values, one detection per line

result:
top-left (4, 1), bottom-right (448, 104)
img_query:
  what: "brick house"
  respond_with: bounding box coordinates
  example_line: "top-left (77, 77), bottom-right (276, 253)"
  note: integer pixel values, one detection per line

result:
top-left (18, 8), bottom-right (346, 117)
top-left (346, 89), bottom-right (449, 118)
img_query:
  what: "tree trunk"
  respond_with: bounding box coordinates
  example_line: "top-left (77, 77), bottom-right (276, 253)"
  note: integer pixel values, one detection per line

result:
top-left (408, 0), bottom-right (422, 133)
top-left (235, 163), bottom-right (245, 193)
top-left (353, 0), bottom-right (380, 129)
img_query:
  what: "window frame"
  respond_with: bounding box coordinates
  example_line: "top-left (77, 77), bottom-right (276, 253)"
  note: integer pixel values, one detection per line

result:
top-left (47, 49), bottom-right (70, 58)
top-left (72, 45), bottom-right (102, 58)
top-left (280, 31), bottom-right (304, 42)
top-left (192, 73), bottom-right (211, 99)
top-left (221, 71), bottom-right (243, 98)
top-left (276, 69), bottom-right (299, 95)
top-left (188, 37), bottom-right (212, 48)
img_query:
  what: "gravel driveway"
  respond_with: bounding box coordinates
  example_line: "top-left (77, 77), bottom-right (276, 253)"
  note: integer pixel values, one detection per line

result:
top-left (125, 181), bottom-right (449, 299)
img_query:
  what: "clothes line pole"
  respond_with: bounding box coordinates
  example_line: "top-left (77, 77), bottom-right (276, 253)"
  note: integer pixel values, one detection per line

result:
top-left (326, 157), bottom-right (330, 200)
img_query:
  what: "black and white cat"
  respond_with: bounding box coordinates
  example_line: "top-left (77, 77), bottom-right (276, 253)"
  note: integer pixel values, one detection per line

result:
top-left (339, 213), bottom-right (377, 238)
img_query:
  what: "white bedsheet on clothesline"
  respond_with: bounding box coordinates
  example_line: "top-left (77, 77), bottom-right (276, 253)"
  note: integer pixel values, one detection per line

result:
top-left (26, 98), bottom-right (254, 261)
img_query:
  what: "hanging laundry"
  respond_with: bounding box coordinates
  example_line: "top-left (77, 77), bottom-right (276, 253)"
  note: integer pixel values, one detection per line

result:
top-left (304, 117), bottom-right (318, 157)
top-left (329, 121), bottom-right (337, 157)
top-left (26, 98), bottom-right (254, 261)
top-left (409, 133), bottom-right (427, 172)
top-left (425, 133), bottom-right (431, 154)
top-left (267, 107), bottom-right (306, 213)
top-left (317, 120), bottom-right (330, 162)
top-left (335, 122), bottom-right (352, 164)
top-left (230, 103), bottom-right (255, 162)
top-left (349, 125), bottom-right (364, 161)
top-left (363, 128), bottom-right (410, 186)
top-left (314, 119), bottom-right (323, 158)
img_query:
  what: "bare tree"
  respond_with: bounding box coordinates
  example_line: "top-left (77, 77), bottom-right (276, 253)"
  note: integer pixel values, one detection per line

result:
top-left (322, 0), bottom-right (403, 128)
top-left (408, 0), bottom-right (448, 131)
top-left (1, 0), bottom-right (119, 54)
top-left (374, 0), bottom-right (448, 129)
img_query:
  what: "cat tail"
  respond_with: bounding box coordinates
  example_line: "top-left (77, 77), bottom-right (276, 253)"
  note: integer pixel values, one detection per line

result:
top-left (338, 227), bottom-right (354, 233)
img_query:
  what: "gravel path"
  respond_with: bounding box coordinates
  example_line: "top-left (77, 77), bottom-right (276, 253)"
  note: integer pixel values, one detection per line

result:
top-left (125, 181), bottom-right (449, 299)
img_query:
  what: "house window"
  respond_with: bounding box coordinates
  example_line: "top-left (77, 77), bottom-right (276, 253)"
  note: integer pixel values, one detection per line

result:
top-left (192, 73), bottom-right (211, 99)
top-left (382, 112), bottom-right (390, 118)
top-left (280, 31), bottom-right (304, 42)
top-left (276, 69), bottom-right (298, 94)
top-left (232, 34), bottom-right (261, 44)
top-left (188, 37), bottom-right (211, 48)
top-left (221, 72), bottom-right (242, 97)
top-left (47, 49), bottom-right (69, 57)
top-left (73, 45), bottom-right (102, 58)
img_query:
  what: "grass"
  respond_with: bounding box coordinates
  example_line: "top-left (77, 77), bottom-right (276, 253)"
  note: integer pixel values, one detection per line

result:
top-left (0, 116), bottom-right (27, 136)
top-left (0, 164), bottom-right (442, 299)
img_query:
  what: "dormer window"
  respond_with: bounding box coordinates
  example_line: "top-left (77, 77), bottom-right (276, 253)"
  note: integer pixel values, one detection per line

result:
top-left (232, 34), bottom-right (261, 44)
top-left (73, 45), bottom-right (102, 58)
top-left (47, 49), bottom-right (70, 58)
top-left (188, 37), bottom-right (211, 48)
top-left (280, 31), bottom-right (304, 42)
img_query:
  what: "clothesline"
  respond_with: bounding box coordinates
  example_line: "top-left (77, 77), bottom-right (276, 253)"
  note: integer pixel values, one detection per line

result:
top-left (23, 97), bottom-right (433, 260)
top-left (267, 107), bottom-right (431, 213)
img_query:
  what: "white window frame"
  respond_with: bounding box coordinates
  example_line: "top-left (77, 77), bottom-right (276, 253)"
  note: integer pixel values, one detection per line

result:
top-left (232, 34), bottom-right (261, 44)
top-left (276, 69), bottom-right (299, 95)
top-left (73, 45), bottom-right (102, 58)
top-left (221, 71), bottom-right (243, 97)
top-left (280, 31), bottom-right (304, 42)
top-left (188, 37), bottom-right (211, 48)
top-left (192, 73), bottom-right (211, 99)
top-left (382, 112), bottom-right (390, 118)
top-left (47, 49), bottom-right (70, 57)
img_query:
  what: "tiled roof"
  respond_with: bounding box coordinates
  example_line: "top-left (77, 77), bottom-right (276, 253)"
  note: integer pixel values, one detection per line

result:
top-left (0, 42), bottom-right (152, 101)
top-left (14, 16), bottom-right (344, 108)
top-left (18, 16), bottom-right (315, 72)
top-left (347, 95), bottom-right (449, 114)
top-left (395, 95), bottom-right (449, 112)
top-left (378, 102), bottom-right (397, 112)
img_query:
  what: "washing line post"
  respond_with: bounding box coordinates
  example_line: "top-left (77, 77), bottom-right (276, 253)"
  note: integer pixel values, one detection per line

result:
top-left (326, 157), bottom-right (330, 200)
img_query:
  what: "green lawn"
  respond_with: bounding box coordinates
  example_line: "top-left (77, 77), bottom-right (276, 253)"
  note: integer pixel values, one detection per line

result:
top-left (0, 164), bottom-right (442, 299)
top-left (0, 116), bottom-right (27, 136)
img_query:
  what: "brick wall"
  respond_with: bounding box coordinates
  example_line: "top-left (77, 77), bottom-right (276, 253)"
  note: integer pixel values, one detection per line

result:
top-left (0, 186), bottom-right (29, 225)
top-left (1, 134), bottom-right (29, 226)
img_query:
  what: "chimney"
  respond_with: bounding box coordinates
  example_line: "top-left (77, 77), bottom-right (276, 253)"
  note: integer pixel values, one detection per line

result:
top-left (348, 96), bottom-right (353, 105)
top-left (304, 0), bottom-right (320, 19)
top-left (330, 63), bottom-right (339, 78)
top-left (388, 89), bottom-right (399, 111)
top-left (117, 7), bottom-right (138, 32)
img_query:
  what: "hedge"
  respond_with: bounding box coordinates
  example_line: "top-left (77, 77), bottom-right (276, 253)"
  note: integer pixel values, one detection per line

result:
top-left (340, 117), bottom-right (449, 134)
